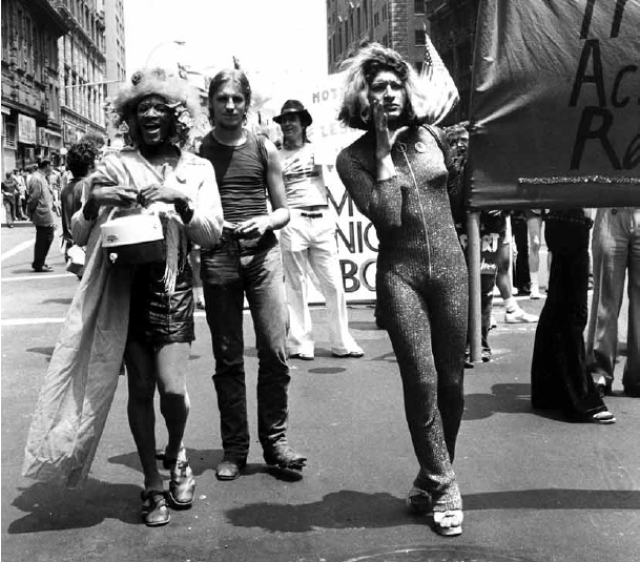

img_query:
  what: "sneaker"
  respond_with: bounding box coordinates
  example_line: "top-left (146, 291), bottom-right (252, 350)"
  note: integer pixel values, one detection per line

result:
top-left (529, 289), bottom-right (543, 300)
top-left (505, 307), bottom-right (538, 323)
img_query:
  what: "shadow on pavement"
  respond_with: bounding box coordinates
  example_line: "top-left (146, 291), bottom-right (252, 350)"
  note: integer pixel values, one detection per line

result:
top-left (41, 298), bottom-right (72, 306)
top-left (8, 479), bottom-right (140, 533)
top-left (106, 448), bottom-right (302, 482)
top-left (108, 448), bottom-right (224, 477)
top-left (463, 383), bottom-right (532, 420)
top-left (224, 488), bottom-right (640, 533)
top-left (26, 347), bottom-right (54, 359)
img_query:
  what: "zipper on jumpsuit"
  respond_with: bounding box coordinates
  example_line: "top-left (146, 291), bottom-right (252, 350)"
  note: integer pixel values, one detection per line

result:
top-left (396, 141), bottom-right (433, 277)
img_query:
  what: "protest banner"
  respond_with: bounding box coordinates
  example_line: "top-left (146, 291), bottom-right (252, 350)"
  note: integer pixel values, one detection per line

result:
top-left (469, 0), bottom-right (640, 209)
top-left (288, 73), bottom-right (378, 305)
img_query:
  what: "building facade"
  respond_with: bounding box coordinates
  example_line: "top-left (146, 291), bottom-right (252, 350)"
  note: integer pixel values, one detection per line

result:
top-left (1, 0), bottom-right (125, 172)
top-left (1, 0), bottom-right (69, 172)
top-left (103, 0), bottom-right (126, 144)
top-left (326, 0), bottom-right (430, 74)
top-left (57, 0), bottom-right (107, 152)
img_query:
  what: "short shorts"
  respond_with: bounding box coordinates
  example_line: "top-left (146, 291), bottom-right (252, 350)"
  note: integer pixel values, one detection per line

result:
top-left (128, 261), bottom-right (195, 345)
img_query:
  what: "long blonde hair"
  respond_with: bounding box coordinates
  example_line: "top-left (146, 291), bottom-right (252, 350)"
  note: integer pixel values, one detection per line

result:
top-left (338, 42), bottom-right (434, 130)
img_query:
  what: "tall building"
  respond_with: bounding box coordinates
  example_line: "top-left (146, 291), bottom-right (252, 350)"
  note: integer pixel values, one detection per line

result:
top-left (56, 0), bottom-right (108, 151)
top-left (326, 0), bottom-right (430, 74)
top-left (1, 0), bottom-right (69, 171)
top-left (103, 0), bottom-right (126, 144)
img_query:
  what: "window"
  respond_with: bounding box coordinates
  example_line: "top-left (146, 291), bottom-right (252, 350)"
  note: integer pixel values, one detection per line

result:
top-left (415, 29), bottom-right (426, 46)
top-left (4, 121), bottom-right (17, 150)
top-left (415, 1), bottom-right (425, 14)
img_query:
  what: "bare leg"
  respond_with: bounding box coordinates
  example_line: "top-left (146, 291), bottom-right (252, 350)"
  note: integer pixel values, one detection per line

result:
top-left (125, 340), bottom-right (163, 492)
top-left (527, 214), bottom-right (543, 298)
top-left (156, 342), bottom-right (191, 460)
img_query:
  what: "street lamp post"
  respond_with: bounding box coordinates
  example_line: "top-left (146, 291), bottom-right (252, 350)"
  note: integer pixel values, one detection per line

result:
top-left (145, 40), bottom-right (186, 67)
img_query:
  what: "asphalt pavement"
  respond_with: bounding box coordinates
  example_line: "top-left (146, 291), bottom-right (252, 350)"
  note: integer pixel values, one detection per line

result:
top-left (1, 221), bottom-right (639, 562)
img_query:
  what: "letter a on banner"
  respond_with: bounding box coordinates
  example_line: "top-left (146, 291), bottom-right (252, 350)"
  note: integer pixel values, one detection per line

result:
top-left (469, 0), bottom-right (640, 209)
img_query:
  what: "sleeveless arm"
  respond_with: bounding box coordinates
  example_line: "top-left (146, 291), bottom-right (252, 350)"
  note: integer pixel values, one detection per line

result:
top-left (263, 138), bottom-right (290, 230)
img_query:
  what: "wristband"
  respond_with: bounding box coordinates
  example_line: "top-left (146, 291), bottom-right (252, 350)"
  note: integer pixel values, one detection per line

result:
top-left (175, 197), bottom-right (194, 224)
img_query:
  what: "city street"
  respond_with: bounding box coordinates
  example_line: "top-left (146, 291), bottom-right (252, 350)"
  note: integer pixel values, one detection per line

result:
top-left (1, 222), bottom-right (639, 562)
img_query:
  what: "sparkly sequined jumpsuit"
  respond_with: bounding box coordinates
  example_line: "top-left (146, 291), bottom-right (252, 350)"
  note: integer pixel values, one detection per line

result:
top-left (337, 126), bottom-right (468, 511)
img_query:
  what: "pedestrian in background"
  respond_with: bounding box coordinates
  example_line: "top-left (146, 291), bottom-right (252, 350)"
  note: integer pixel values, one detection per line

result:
top-left (23, 68), bottom-right (224, 528)
top-left (457, 210), bottom-right (506, 365)
top-left (199, 68), bottom-right (307, 482)
top-left (17, 169), bottom-right (29, 218)
top-left (587, 207), bottom-right (640, 398)
top-left (60, 140), bottom-right (99, 275)
top-left (531, 209), bottom-right (615, 423)
top-left (26, 159), bottom-right (56, 272)
top-left (495, 217), bottom-right (539, 325)
top-left (511, 209), bottom-right (531, 295)
top-left (2, 171), bottom-right (18, 228)
top-left (336, 42), bottom-right (467, 537)
top-left (525, 209), bottom-right (545, 299)
top-left (275, 99), bottom-right (363, 361)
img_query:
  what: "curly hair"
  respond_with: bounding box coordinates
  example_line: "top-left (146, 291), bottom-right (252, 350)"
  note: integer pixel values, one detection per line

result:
top-left (337, 42), bottom-right (432, 130)
top-left (107, 67), bottom-right (202, 147)
top-left (66, 141), bottom-right (99, 178)
top-left (207, 68), bottom-right (252, 124)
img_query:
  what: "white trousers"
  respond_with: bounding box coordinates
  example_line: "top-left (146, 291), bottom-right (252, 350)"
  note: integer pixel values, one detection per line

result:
top-left (280, 211), bottom-right (361, 356)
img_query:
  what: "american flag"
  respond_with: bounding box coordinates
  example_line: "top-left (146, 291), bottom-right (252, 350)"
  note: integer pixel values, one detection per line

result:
top-left (418, 26), bottom-right (460, 125)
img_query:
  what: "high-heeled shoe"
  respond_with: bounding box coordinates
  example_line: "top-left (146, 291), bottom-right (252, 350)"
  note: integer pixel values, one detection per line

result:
top-left (406, 486), bottom-right (432, 515)
top-left (433, 509), bottom-right (463, 536)
top-left (592, 411), bottom-right (616, 424)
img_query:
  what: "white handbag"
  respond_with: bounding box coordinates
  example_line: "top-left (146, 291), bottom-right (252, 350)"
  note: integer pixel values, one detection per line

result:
top-left (101, 207), bottom-right (164, 265)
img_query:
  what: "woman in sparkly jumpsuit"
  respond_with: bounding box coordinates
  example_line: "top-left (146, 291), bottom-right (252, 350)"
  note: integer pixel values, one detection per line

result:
top-left (336, 43), bottom-right (468, 536)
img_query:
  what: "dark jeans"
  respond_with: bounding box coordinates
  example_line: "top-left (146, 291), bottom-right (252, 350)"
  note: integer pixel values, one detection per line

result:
top-left (32, 225), bottom-right (56, 270)
top-left (201, 238), bottom-right (290, 461)
top-left (531, 211), bottom-right (606, 418)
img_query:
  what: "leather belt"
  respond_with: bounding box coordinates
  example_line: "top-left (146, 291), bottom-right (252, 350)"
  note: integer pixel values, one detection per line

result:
top-left (300, 211), bottom-right (323, 218)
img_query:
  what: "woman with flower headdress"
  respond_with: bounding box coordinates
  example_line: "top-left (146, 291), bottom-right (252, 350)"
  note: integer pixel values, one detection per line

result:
top-left (336, 43), bottom-right (468, 536)
top-left (23, 68), bottom-right (223, 527)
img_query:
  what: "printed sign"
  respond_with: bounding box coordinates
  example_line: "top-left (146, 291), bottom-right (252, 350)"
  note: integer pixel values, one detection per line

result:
top-left (18, 114), bottom-right (37, 145)
top-left (469, 0), bottom-right (640, 209)
top-left (286, 74), bottom-right (378, 303)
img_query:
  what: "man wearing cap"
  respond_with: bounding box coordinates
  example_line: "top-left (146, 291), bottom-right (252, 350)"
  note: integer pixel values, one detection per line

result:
top-left (275, 99), bottom-right (363, 360)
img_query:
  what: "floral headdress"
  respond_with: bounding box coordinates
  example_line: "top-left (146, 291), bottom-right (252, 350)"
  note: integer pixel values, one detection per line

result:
top-left (105, 68), bottom-right (202, 148)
